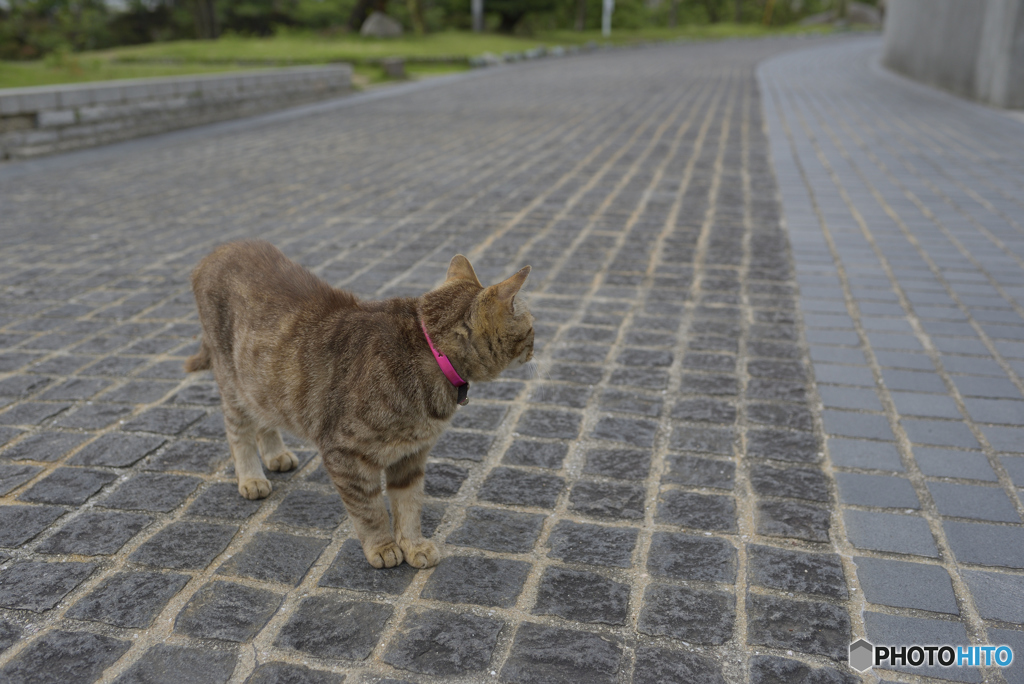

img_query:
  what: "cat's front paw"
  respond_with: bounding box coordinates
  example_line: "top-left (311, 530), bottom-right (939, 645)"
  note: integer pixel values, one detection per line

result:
top-left (399, 538), bottom-right (440, 568)
top-left (265, 450), bottom-right (298, 472)
top-left (364, 540), bottom-right (404, 569)
top-left (238, 477), bottom-right (272, 499)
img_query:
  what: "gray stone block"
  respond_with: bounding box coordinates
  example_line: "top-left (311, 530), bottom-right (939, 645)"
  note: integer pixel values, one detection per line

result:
top-left (383, 608), bottom-right (503, 675)
top-left (944, 520), bottom-right (1024, 568)
top-left (500, 623), bottom-right (621, 684)
top-left (928, 481), bottom-right (1020, 522)
top-left (855, 556), bottom-right (958, 614)
top-left (863, 612), bottom-right (979, 682)
top-left (835, 473), bottom-right (920, 509)
top-left (843, 510), bottom-right (938, 557)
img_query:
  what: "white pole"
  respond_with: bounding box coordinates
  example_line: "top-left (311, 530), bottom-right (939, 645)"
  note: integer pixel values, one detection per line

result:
top-left (602, 0), bottom-right (614, 37)
top-left (472, 0), bottom-right (484, 32)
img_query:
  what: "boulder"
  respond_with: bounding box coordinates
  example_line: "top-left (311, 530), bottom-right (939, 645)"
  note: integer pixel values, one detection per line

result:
top-left (361, 11), bottom-right (403, 37)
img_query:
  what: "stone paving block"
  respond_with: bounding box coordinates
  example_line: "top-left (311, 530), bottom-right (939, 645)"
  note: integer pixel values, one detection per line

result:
top-left (954, 375), bottom-right (1022, 399)
top-left (52, 402), bottom-right (132, 429)
top-left (431, 431), bottom-right (493, 461)
top-left (101, 380), bottom-right (178, 404)
top-left (0, 401), bottom-right (71, 425)
top-left (320, 538), bottom-right (417, 594)
top-left (39, 378), bottom-right (112, 401)
top-left (747, 594), bottom-right (850, 661)
top-left (1001, 456), bottom-right (1024, 486)
top-left (383, 607), bottom-right (503, 676)
top-left (37, 510), bottom-right (152, 555)
top-left (818, 385), bottom-right (883, 411)
top-left (188, 413), bottom-right (226, 440)
top-left (121, 407), bottom-right (205, 435)
top-left (473, 381), bottom-right (525, 400)
top-left (500, 622), bottom-right (622, 684)
top-left (451, 403), bottom-right (508, 430)
top-left (944, 521), bottom-right (1024, 568)
top-left (130, 521), bottom-right (238, 570)
top-left (914, 447), bottom-right (997, 481)
top-left (749, 463), bottom-right (829, 502)
top-left (0, 560), bottom-right (96, 611)
top-left (546, 521), bottom-right (637, 568)
top-left (275, 595), bottom-right (392, 661)
top-left (821, 410), bottom-right (894, 440)
top-left (423, 461), bottom-right (469, 497)
top-left (187, 483), bottom-right (263, 520)
top-left (928, 481), bottom-right (1020, 522)
top-left (267, 489), bottom-right (345, 529)
top-left (598, 389), bottom-right (661, 416)
top-left (890, 391), bottom-right (962, 419)
top-left (446, 506), bottom-right (544, 554)
top-left (421, 556), bottom-right (530, 608)
top-left (638, 583), bottom-right (734, 644)
top-left (532, 566), bottom-right (629, 625)
top-left (568, 480), bottom-right (644, 520)
top-left (592, 415), bottom-right (658, 448)
top-left (756, 499), bottom-right (830, 542)
top-left (67, 571), bottom-right (190, 628)
top-left (834, 472), bottom-right (919, 509)
top-left (100, 472), bottom-right (201, 512)
top-left (663, 454), bottom-right (734, 489)
top-left (646, 531), bottom-right (736, 583)
top-left (983, 425), bottom-right (1024, 453)
top-left (113, 644), bottom-right (237, 684)
top-left (69, 433), bottom-right (166, 467)
top-left (863, 612), bottom-right (979, 682)
top-left (671, 397), bottom-right (736, 424)
top-left (175, 580), bottom-right (283, 642)
top-left (581, 448), bottom-right (650, 481)
top-left (502, 440), bottom-right (567, 469)
top-left (170, 383), bottom-right (221, 406)
top-left (0, 630), bottom-right (130, 683)
top-left (0, 504), bottom-right (66, 547)
top-left (19, 467), bottom-right (117, 505)
top-left (827, 438), bottom-right (904, 471)
top-left (478, 467), bottom-right (564, 508)
top-left (633, 646), bottom-right (725, 684)
top-left (844, 509), bottom-right (938, 557)
top-left (1, 431), bottom-right (87, 462)
top-left (245, 663), bottom-right (344, 684)
top-left (748, 545), bottom-right (847, 599)
top-left (749, 655), bottom-right (857, 683)
top-left (855, 556), bottom-right (958, 614)
top-left (669, 425), bottom-right (734, 455)
top-left (657, 490), bottom-right (736, 531)
top-left (515, 409), bottom-right (581, 440)
top-left (746, 378), bottom-right (808, 403)
top-left (746, 428), bottom-right (820, 463)
top-left (748, 403), bottom-right (815, 432)
top-left (217, 531), bottom-right (329, 586)
top-left (531, 384), bottom-right (592, 409)
top-left (0, 463), bottom-right (41, 495)
top-left (901, 418), bottom-right (980, 449)
top-left (143, 440), bottom-right (224, 473)
top-left (0, 620), bottom-right (20, 656)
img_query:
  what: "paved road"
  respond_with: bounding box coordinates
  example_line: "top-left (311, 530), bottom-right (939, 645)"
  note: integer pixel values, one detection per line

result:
top-left (762, 38), bottom-right (1024, 684)
top-left (0, 34), bottom-right (1020, 684)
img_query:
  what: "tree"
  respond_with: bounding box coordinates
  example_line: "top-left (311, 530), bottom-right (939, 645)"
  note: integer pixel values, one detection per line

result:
top-left (487, 0), bottom-right (554, 31)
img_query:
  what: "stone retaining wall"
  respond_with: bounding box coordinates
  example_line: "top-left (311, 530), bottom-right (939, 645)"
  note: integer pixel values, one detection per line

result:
top-left (883, 0), bottom-right (1024, 109)
top-left (0, 65), bottom-right (352, 160)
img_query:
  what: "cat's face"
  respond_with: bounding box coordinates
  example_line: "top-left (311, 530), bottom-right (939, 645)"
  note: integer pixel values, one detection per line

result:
top-left (429, 255), bottom-right (534, 382)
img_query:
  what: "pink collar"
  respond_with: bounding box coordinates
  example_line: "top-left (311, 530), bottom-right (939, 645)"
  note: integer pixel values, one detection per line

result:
top-left (421, 320), bottom-right (469, 405)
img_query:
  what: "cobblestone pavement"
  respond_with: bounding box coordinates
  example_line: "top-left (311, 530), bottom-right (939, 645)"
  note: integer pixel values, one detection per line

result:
top-left (761, 38), bottom-right (1024, 684)
top-left (0, 33), bottom-right (1017, 684)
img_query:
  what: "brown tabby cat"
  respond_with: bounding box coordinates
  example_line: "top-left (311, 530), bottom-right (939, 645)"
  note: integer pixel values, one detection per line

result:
top-left (186, 240), bottom-right (533, 568)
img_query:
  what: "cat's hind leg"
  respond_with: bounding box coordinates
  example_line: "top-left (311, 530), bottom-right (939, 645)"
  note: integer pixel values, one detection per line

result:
top-left (223, 404), bottom-right (271, 500)
top-left (257, 428), bottom-right (299, 472)
top-left (387, 449), bottom-right (439, 568)
top-left (322, 446), bottom-right (403, 568)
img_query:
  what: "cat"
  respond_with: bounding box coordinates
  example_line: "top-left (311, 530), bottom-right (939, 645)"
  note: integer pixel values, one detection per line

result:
top-left (185, 240), bottom-right (533, 569)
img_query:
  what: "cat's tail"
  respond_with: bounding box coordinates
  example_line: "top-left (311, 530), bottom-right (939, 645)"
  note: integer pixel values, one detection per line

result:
top-left (184, 339), bottom-right (212, 373)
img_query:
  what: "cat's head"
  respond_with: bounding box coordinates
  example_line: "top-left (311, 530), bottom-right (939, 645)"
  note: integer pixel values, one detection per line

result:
top-left (421, 255), bottom-right (534, 382)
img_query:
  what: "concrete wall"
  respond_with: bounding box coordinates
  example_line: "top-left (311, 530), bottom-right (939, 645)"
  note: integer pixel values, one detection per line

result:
top-left (0, 65), bottom-right (352, 160)
top-left (883, 0), bottom-right (1024, 109)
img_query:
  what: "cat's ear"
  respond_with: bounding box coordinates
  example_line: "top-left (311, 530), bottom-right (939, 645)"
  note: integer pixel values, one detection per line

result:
top-left (446, 255), bottom-right (482, 286)
top-left (493, 266), bottom-right (531, 305)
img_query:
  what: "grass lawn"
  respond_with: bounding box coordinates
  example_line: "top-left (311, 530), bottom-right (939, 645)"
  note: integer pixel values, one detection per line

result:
top-left (0, 23), bottom-right (843, 90)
